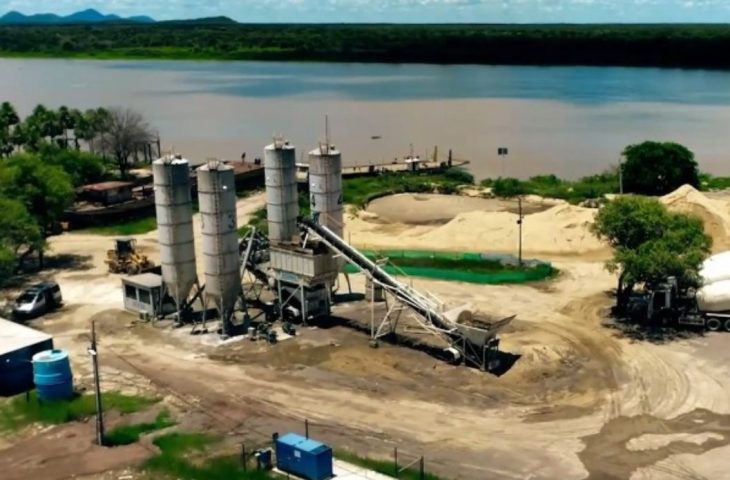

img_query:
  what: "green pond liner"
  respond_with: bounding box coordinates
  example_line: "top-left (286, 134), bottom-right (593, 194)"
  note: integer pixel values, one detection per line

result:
top-left (343, 250), bottom-right (555, 285)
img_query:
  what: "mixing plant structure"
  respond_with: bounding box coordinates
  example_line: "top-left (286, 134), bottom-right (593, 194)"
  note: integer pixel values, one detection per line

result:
top-left (197, 160), bottom-right (242, 336)
top-left (260, 138), bottom-right (337, 323)
top-left (153, 155), bottom-right (199, 318)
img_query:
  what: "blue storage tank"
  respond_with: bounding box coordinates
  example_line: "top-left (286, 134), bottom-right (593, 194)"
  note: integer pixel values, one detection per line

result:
top-left (32, 349), bottom-right (74, 401)
top-left (275, 433), bottom-right (333, 480)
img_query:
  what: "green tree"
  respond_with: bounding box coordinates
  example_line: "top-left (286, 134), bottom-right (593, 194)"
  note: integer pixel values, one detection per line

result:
top-left (0, 128), bottom-right (12, 157)
top-left (76, 108), bottom-right (111, 153)
top-left (0, 154), bottom-right (74, 266)
top-left (26, 104), bottom-right (63, 145)
top-left (38, 145), bottom-right (107, 187)
top-left (0, 102), bottom-right (20, 157)
top-left (592, 196), bottom-right (712, 308)
top-left (0, 101), bottom-right (20, 129)
top-left (622, 141), bottom-right (699, 196)
top-left (0, 245), bottom-right (14, 285)
top-left (57, 105), bottom-right (75, 147)
top-left (0, 197), bottom-right (43, 267)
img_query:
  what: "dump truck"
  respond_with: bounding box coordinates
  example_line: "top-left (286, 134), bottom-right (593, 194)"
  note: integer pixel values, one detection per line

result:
top-left (105, 237), bottom-right (154, 275)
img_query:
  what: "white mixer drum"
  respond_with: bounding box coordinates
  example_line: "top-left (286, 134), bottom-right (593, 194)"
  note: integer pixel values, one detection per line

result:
top-left (696, 280), bottom-right (730, 313)
top-left (700, 256), bottom-right (730, 285)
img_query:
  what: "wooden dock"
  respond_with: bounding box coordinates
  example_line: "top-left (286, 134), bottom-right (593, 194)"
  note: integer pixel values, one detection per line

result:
top-left (296, 158), bottom-right (469, 182)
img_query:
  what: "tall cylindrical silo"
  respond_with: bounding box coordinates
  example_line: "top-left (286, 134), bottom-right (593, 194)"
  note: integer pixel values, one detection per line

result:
top-left (308, 144), bottom-right (343, 238)
top-left (197, 161), bottom-right (241, 318)
top-left (153, 156), bottom-right (197, 308)
top-left (264, 140), bottom-right (299, 244)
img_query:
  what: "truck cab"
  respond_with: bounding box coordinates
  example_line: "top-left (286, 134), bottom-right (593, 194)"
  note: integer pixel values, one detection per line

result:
top-left (628, 276), bottom-right (722, 330)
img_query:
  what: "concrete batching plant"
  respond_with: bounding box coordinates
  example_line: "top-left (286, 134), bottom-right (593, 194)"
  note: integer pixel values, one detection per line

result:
top-left (264, 138), bottom-right (338, 323)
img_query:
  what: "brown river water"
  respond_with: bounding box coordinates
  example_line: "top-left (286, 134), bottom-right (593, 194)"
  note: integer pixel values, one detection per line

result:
top-left (2, 58), bottom-right (730, 180)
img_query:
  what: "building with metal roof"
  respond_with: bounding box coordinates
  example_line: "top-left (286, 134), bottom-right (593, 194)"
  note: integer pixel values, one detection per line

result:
top-left (0, 317), bottom-right (53, 396)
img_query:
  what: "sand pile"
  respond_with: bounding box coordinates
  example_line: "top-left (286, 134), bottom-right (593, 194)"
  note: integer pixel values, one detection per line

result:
top-left (346, 202), bottom-right (606, 255)
top-left (346, 186), bottom-right (730, 256)
top-left (661, 185), bottom-right (730, 252)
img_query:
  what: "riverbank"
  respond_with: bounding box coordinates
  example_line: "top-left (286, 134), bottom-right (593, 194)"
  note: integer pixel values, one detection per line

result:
top-left (2, 24), bottom-right (730, 69)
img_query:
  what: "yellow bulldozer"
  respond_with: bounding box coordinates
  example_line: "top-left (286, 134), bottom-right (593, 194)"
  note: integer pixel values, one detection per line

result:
top-left (105, 237), bottom-right (154, 275)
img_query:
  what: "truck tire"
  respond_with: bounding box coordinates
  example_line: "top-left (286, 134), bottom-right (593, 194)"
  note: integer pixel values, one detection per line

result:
top-left (706, 318), bottom-right (722, 332)
top-left (724, 319), bottom-right (730, 332)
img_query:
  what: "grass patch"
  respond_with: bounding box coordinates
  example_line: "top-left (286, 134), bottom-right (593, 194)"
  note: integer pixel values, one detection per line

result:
top-left (144, 432), bottom-right (272, 480)
top-left (380, 255), bottom-right (539, 274)
top-left (345, 250), bottom-right (557, 284)
top-left (0, 391), bottom-right (159, 432)
top-left (83, 215), bottom-right (157, 236)
top-left (336, 449), bottom-right (446, 480)
top-left (483, 172), bottom-right (618, 204)
top-left (344, 168), bottom-right (473, 208)
top-left (104, 409), bottom-right (175, 446)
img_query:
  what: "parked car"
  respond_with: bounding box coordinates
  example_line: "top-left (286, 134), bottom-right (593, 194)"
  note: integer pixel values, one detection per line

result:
top-left (12, 281), bottom-right (63, 319)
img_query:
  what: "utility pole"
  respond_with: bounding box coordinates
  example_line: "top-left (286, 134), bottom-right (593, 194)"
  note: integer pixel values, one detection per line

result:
top-left (517, 197), bottom-right (524, 266)
top-left (498, 147), bottom-right (509, 177)
top-left (89, 320), bottom-right (104, 446)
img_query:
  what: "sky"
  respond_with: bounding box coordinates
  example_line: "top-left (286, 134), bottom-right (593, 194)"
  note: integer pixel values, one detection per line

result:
top-left (3, 0), bottom-right (730, 23)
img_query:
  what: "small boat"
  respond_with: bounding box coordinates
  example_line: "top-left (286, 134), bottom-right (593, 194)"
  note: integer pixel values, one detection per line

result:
top-left (371, 135), bottom-right (382, 140)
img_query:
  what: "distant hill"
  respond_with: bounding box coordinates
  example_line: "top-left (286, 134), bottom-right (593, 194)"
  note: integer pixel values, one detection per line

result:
top-left (158, 16), bottom-right (237, 26)
top-left (0, 8), bottom-right (156, 25)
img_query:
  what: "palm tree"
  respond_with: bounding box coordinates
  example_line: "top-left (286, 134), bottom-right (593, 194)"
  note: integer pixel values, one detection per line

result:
top-left (69, 108), bottom-right (84, 149)
top-left (58, 105), bottom-right (75, 148)
top-left (27, 104), bottom-right (62, 145)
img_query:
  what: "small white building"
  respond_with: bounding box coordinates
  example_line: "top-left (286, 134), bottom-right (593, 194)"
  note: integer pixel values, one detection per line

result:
top-left (122, 273), bottom-right (166, 317)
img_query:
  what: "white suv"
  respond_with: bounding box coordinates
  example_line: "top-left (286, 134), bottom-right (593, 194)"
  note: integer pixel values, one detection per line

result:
top-left (12, 281), bottom-right (63, 319)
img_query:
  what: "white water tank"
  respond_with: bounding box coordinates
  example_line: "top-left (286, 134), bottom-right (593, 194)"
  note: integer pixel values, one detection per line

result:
top-left (153, 156), bottom-right (197, 308)
top-left (197, 161), bottom-right (241, 318)
top-left (697, 280), bottom-right (730, 313)
top-left (308, 143), bottom-right (343, 238)
top-left (264, 140), bottom-right (299, 244)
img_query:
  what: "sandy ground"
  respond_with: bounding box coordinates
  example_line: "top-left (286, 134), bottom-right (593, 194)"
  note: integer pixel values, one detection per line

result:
top-left (349, 186), bottom-right (730, 256)
top-left (2, 188), bottom-right (730, 480)
top-left (366, 193), bottom-right (555, 225)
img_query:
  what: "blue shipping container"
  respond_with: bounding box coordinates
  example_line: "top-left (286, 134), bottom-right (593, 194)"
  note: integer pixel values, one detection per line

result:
top-left (275, 433), bottom-right (333, 480)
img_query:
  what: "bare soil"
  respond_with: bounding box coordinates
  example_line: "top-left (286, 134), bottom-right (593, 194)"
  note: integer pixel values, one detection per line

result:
top-left (2, 192), bottom-right (730, 480)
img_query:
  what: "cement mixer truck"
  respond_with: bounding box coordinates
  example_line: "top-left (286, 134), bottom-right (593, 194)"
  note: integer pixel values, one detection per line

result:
top-left (627, 252), bottom-right (730, 332)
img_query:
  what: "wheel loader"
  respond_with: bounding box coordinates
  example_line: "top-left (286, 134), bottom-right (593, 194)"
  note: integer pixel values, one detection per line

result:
top-left (105, 237), bottom-right (154, 275)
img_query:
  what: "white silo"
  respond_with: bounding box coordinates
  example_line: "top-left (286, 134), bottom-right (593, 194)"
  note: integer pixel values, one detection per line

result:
top-left (308, 143), bottom-right (343, 238)
top-left (153, 155), bottom-right (197, 310)
top-left (264, 139), bottom-right (299, 244)
top-left (197, 161), bottom-right (241, 327)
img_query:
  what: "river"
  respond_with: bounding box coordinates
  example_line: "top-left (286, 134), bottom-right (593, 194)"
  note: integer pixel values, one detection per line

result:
top-left (2, 58), bottom-right (730, 180)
